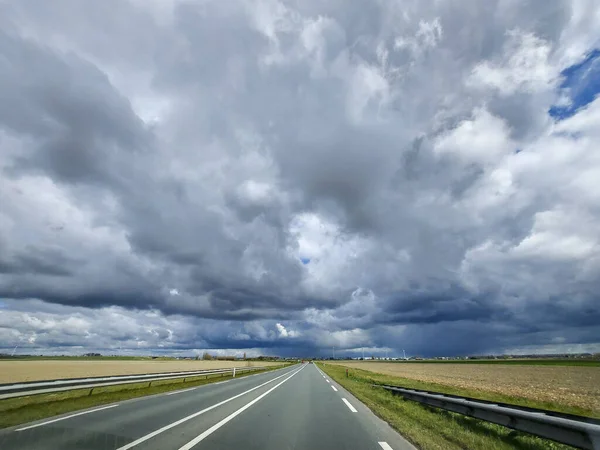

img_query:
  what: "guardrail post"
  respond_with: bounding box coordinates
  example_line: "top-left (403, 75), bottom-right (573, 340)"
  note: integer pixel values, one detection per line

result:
top-left (233, 368), bottom-right (236, 378)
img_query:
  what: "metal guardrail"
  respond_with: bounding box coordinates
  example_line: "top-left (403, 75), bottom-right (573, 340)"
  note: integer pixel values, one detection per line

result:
top-left (376, 384), bottom-right (600, 449)
top-left (0, 366), bottom-right (268, 400)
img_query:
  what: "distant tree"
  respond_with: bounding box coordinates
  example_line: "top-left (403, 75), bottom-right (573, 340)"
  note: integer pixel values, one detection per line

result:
top-left (202, 352), bottom-right (213, 360)
top-left (243, 352), bottom-right (247, 360)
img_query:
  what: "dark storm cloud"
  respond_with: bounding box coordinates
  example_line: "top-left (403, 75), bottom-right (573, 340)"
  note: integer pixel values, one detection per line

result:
top-left (0, 247), bottom-right (79, 276)
top-left (380, 291), bottom-right (506, 325)
top-left (0, 32), bottom-right (148, 184)
top-left (0, 0), bottom-right (599, 357)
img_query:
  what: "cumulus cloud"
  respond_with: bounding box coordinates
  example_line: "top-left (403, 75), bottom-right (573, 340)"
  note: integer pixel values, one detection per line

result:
top-left (468, 29), bottom-right (556, 95)
top-left (276, 323), bottom-right (300, 338)
top-left (1, 0), bottom-right (599, 357)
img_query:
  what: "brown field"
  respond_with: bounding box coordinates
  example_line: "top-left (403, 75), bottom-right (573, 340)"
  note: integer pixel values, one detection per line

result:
top-left (0, 360), bottom-right (283, 384)
top-left (330, 361), bottom-right (600, 412)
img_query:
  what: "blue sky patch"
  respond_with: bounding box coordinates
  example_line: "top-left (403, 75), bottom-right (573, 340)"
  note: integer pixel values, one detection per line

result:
top-left (300, 258), bottom-right (311, 265)
top-left (550, 49), bottom-right (600, 120)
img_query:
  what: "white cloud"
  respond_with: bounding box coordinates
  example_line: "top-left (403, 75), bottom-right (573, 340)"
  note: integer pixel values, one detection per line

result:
top-left (434, 108), bottom-right (514, 164)
top-left (394, 17), bottom-right (443, 55)
top-left (468, 30), bottom-right (556, 95)
top-left (276, 322), bottom-right (300, 338)
top-left (512, 208), bottom-right (597, 260)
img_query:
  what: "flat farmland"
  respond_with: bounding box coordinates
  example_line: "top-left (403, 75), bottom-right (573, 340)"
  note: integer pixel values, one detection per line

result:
top-left (0, 360), bottom-right (283, 384)
top-left (330, 361), bottom-right (600, 412)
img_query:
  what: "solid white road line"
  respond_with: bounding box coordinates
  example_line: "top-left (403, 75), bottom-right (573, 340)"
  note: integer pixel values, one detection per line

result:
top-left (331, 385), bottom-right (338, 392)
top-left (116, 367), bottom-right (299, 450)
top-left (166, 387), bottom-right (197, 396)
top-left (16, 404), bottom-right (119, 431)
top-left (342, 398), bottom-right (358, 413)
top-left (379, 442), bottom-right (394, 450)
top-left (177, 365), bottom-right (306, 450)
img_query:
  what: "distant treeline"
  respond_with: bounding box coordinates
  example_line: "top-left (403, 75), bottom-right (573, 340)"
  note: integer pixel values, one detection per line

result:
top-left (201, 353), bottom-right (237, 361)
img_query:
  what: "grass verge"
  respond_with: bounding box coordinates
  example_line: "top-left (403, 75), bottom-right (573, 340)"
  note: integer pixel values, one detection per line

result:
top-left (319, 363), bottom-right (580, 450)
top-left (0, 364), bottom-right (289, 429)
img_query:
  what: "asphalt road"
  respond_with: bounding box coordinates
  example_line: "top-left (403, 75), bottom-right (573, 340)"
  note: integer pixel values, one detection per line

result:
top-left (0, 363), bottom-right (415, 450)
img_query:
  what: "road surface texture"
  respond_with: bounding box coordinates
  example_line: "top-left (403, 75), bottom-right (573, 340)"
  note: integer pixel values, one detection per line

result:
top-left (0, 363), bottom-right (414, 450)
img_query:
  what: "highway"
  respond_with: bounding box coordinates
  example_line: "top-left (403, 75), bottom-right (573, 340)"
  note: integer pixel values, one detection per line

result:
top-left (0, 363), bottom-right (414, 450)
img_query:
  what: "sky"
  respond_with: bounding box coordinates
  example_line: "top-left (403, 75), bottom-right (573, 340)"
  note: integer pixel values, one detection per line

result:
top-left (1, 0), bottom-right (600, 358)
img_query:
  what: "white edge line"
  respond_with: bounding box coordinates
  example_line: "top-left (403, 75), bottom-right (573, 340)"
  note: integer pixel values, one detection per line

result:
top-left (326, 379), bottom-right (330, 383)
top-left (17, 404), bottom-right (119, 431)
top-left (379, 442), bottom-right (394, 450)
top-left (331, 385), bottom-right (338, 392)
top-left (116, 365), bottom-right (299, 450)
top-left (177, 365), bottom-right (305, 450)
top-left (166, 387), bottom-right (197, 396)
top-left (342, 397), bottom-right (358, 413)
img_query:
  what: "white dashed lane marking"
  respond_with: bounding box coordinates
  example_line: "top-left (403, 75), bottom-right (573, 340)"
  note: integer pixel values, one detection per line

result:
top-left (342, 398), bottom-right (358, 413)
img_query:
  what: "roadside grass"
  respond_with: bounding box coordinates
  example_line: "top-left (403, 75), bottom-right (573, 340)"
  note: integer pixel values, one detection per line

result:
top-left (0, 364), bottom-right (289, 429)
top-left (333, 359), bottom-right (600, 367)
top-left (319, 363), bottom-right (580, 450)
